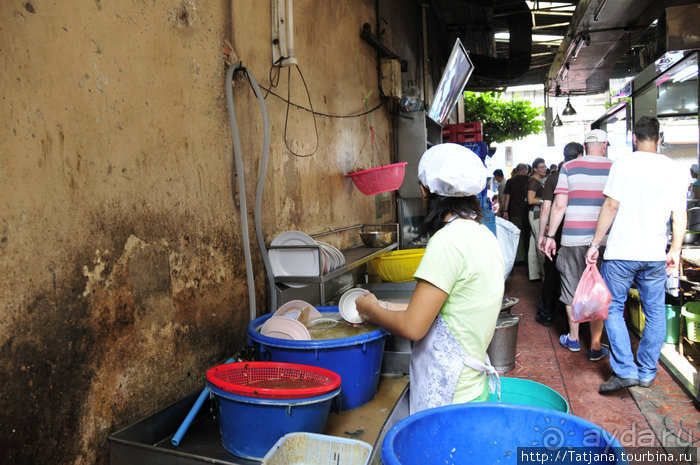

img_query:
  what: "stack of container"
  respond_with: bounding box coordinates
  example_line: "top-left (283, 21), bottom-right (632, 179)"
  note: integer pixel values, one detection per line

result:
top-left (442, 121), bottom-right (483, 143)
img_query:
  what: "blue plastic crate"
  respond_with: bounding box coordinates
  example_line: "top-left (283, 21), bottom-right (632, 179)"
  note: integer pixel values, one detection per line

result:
top-left (460, 141), bottom-right (489, 160)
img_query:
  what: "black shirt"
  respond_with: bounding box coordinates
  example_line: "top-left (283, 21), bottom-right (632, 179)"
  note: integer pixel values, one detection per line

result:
top-left (504, 174), bottom-right (529, 219)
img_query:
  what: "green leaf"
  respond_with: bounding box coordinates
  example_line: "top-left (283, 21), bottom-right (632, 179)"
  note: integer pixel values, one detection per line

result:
top-left (462, 91), bottom-right (544, 144)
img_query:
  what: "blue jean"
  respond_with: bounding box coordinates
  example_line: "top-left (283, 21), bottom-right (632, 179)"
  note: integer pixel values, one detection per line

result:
top-left (601, 260), bottom-right (667, 382)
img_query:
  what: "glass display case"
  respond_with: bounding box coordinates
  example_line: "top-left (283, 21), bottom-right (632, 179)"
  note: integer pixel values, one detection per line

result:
top-left (632, 51), bottom-right (699, 173)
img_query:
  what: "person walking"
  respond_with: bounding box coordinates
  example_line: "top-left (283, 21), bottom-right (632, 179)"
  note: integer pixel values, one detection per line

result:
top-left (527, 158), bottom-right (547, 281)
top-left (503, 163), bottom-right (530, 264)
top-left (535, 142), bottom-right (583, 326)
top-left (493, 169), bottom-right (506, 216)
top-left (543, 130), bottom-right (612, 361)
top-left (585, 117), bottom-right (687, 391)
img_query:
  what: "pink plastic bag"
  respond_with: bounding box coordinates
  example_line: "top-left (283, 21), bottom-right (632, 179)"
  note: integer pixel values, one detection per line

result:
top-left (571, 263), bottom-right (611, 324)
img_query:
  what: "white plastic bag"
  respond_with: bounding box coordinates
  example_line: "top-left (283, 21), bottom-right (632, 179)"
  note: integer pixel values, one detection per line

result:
top-left (496, 216), bottom-right (520, 280)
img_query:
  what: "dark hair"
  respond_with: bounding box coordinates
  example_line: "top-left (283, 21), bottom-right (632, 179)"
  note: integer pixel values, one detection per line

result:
top-left (634, 116), bottom-right (660, 142)
top-left (515, 163), bottom-right (529, 174)
top-left (563, 142), bottom-right (583, 161)
top-left (493, 169), bottom-right (504, 177)
top-left (418, 192), bottom-right (483, 237)
top-left (532, 157), bottom-right (545, 169)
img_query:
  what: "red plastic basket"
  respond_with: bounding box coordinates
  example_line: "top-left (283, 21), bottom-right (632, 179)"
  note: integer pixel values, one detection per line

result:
top-left (206, 362), bottom-right (341, 399)
top-left (347, 162), bottom-right (407, 195)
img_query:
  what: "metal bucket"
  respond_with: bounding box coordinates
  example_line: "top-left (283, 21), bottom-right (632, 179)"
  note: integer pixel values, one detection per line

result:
top-left (486, 314), bottom-right (520, 372)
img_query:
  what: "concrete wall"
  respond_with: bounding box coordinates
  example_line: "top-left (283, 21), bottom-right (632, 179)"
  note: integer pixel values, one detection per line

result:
top-left (0, 1), bottom-right (408, 463)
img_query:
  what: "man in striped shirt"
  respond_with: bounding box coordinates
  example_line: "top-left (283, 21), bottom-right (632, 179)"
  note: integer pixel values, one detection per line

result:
top-left (543, 129), bottom-right (613, 361)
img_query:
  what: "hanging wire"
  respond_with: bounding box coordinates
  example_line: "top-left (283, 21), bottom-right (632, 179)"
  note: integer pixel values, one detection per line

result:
top-left (281, 64), bottom-right (319, 158)
top-left (258, 57), bottom-right (385, 119)
top-left (258, 83), bottom-right (385, 118)
top-left (349, 44), bottom-right (396, 172)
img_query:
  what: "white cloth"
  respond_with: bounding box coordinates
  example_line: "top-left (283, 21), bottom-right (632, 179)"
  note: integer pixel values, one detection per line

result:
top-left (409, 314), bottom-right (500, 415)
top-left (603, 151), bottom-right (687, 261)
top-left (528, 209), bottom-right (544, 280)
top-left (418, 143), bottom-right (487, 197)
top-left (496, 216), bottom-right (520, 279)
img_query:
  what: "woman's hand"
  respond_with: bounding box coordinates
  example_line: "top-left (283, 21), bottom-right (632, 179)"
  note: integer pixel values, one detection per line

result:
top-left (355, 292), bottom-right (378, 322)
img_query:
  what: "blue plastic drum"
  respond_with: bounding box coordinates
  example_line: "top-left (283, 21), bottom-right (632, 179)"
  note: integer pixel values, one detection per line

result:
top-left (207, 382), bottom-right (340, 460)
top-left (247, 306), bottom-right (389, 411)
top-left (382, 403), bottom-right (628, 465)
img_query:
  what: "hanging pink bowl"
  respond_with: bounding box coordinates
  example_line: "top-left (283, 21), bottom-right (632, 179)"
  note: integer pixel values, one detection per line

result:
top-left (347, 162), bottom-right (407, 195)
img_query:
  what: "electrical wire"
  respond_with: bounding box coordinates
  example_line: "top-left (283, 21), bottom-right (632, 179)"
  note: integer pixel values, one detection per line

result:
top-left (259, 86), bottom-right (385, 118)
top-left (284, 64), bottom-right (318, 158)
top-left (253, 61), bottom-right (387, 158)
top-left (257, 63), bottom-right (386, 119)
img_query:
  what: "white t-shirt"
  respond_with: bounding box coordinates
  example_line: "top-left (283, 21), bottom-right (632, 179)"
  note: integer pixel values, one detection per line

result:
top-left (603, 151), bottom-right (687, 261)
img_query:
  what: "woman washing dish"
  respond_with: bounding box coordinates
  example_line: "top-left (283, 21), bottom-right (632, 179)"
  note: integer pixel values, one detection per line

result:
top-left (355, 143), bottom-right (505, 414)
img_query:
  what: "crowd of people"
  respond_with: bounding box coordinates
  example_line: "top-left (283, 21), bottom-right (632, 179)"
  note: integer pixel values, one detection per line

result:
top-left (493, 116), bottom-right (688, 392)
top-left (352, 116), bottom-right (685, 414)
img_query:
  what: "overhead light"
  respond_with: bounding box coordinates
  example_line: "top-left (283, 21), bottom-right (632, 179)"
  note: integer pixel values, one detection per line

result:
top-left (561, 63), bottom-right (570, 80)
top-left (494, 32), bottom-right (564, 43)
top-left (593, 0), bottom-right (608, 21)
top-left (672, 64), bottom-right (698, 83)
top-left (572, 36), bottom-right (585, 60)
top-left (562, 96), bottom-right (577, 116)
top-left (552, 113), bottom-right (563, 127)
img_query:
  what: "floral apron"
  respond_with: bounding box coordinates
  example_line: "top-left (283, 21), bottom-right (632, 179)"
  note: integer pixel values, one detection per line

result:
top-left (409, 307), bottom-right (501, 415)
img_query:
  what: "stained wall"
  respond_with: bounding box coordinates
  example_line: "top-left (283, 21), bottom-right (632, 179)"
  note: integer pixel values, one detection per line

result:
top-left (0, 1), bottom-right (406, 463)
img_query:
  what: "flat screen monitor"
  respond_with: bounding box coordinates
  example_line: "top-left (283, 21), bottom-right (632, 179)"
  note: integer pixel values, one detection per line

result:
top-left (427, 39), bottom-right (474, 125)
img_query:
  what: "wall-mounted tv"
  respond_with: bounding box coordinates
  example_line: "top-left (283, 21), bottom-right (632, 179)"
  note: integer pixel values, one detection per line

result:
top-left (427, 39), bottom-right (474, 126)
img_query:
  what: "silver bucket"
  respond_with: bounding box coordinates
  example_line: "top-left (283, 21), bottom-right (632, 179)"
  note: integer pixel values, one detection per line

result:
top-left (486, 314), bottom-right (520, 373)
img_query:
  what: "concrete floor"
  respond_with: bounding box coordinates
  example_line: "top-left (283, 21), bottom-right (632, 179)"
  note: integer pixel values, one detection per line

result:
top-left (324, 263), bottom-right (700, 455)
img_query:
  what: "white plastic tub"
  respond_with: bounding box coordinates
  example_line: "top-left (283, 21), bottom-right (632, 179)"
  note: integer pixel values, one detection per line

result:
top-left (262, 432), bottom-right (372, 465)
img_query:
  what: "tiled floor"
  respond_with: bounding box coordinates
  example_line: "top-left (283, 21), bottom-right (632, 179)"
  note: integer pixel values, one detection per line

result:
top-left (325, 263), bottom-right (700, 458)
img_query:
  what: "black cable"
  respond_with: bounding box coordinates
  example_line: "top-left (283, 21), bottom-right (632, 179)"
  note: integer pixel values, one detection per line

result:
top-left (283, 64), bottom-right (319, 158)
top-left (246, 62), bottom-right (387, 158)
top-left (263, 59), bottom-right (283, 100)
top-left (259, 83), bottom-right (385, 119)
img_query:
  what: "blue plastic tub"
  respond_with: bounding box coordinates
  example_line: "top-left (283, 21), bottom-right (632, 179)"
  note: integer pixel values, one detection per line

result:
top-left (381, 403), bottom-right (628, 465)
top-left (247, 306), bottom-right (389, 411)
top-left (488, 377), bottom-right (569, 412)
top-left (207, 382), bottom-right (340, 460)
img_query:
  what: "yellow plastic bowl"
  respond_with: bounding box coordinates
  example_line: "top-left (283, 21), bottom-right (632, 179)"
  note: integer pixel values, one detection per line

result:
top-left (371, 249), bottom-right (425, 282)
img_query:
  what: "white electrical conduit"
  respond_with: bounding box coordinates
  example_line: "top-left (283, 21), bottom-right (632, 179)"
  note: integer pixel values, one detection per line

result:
top-left (225, 62), bottom-right (276, 321)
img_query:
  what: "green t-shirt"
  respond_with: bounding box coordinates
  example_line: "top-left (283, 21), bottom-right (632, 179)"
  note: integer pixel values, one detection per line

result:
top-left (413, 218), bottom-right (505, 403)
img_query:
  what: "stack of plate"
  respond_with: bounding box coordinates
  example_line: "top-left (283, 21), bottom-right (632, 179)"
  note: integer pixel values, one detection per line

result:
top-left (317, 241), bottom-right (345, 274)
top-left (269, 232), bottom-right (346, 288)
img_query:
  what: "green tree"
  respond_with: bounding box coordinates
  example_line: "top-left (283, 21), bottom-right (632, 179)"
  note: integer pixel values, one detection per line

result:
top-left (462, 92), bottom-right (544, 144)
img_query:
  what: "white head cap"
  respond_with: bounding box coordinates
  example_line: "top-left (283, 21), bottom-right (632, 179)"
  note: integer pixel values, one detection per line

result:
top-left (418, 143), bottom-right (487, 197)
top-left (584, 129), bottom-right (608, 143)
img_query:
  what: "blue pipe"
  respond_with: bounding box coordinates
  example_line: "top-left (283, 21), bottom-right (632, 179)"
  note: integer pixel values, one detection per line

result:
top-left (171, 357), bottom-right (235, 446)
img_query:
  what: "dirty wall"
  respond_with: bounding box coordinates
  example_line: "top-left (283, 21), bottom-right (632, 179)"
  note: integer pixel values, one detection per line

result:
top-left (0, 1), bottom-right (399, 463)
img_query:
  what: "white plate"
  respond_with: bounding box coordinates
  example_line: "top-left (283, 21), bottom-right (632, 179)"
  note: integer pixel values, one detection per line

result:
top-left (269, 231), bottom-right (321, 288)
top-left (338, 288), bottom-right (368, 324)
top-left (274, 300), bottom-right (322, 321)
top-left (318, 242), bottom-right (345, 271)
top-left (260, 317), bottom-right (311, 340)
top-left (317, 242), bottom-right (333, 272)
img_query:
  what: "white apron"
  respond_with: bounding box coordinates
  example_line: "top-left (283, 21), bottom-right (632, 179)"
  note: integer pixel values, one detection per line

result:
top-left (409, 314), bottom-right (501, 415)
